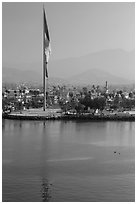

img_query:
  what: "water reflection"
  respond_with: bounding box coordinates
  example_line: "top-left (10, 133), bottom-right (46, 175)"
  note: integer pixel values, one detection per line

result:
top-left (2, 119), bottom-right (5, 130)
top-left (40, 121), bottom-right (49, 170)
top-left (43, 121), bottom-right (46, 128)
top-left (41, 177), bottom-right (52, 202)
top-left (105, 122), bottom-right (135, 147)
top-left (2, 120), bottom-right (135, 202)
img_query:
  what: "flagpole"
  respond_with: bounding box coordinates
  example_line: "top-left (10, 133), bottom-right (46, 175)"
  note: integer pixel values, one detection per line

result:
top-left (43, 5), bottom-right (50, 111)
top-left (46, 77), bottom-right (49, 107)
top-left (43, 6), bottom-right (46, 111)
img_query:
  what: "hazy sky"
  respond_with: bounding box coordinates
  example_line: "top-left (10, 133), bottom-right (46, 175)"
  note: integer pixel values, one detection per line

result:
top-left (2, 2), bottom-right (135, 67)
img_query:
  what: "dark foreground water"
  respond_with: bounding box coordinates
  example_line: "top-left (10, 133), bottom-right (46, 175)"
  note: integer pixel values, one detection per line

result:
top-left (2, 119), bottom-right (135, 202)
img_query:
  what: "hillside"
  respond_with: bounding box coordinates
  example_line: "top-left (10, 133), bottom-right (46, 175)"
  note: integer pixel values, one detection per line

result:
top-left (49, 49), bottom-right (134, 81)
top-left (2, 67), bottom-right (69, 85)
top-left (2, 49), bottom-right (134, 85)
top-left (68, 69), bottom-right (132, 85)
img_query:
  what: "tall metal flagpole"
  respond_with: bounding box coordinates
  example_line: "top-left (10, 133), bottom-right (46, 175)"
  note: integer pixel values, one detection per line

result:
top-left (43, 6), bottom-right (46, 111)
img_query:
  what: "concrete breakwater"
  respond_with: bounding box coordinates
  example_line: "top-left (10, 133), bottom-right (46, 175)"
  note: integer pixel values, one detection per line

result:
top-left (2, 112), bottom-right (135, 121)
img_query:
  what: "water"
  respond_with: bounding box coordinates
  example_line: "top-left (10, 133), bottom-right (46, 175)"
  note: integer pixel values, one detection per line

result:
top-left (2, 119), bottom-right (135, 202)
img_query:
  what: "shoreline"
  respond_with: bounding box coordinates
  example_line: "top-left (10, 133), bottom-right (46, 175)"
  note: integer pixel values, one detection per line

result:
top-left (2, 112), bottom-right (135, 121)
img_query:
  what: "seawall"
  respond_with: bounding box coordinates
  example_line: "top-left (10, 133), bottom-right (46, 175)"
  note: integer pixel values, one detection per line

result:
top-left (2, 113), bottom-right (135, 121)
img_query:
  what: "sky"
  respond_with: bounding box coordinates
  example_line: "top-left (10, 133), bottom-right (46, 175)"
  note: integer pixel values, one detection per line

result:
top-left (2, 2), bottom-right (135, 67)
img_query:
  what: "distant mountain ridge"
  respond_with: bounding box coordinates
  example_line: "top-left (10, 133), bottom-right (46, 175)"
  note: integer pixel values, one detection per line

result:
top-left (2, 67), bottom-right (42, 84)
top-left (68, 68), bottom-right (132, 85)
top-left (2, 67), bottom-right (69, 85)
top-left (2, 49), bottom-right (134, 85)
top-left (49, 49), bottom-right (134, 81)
top-left (3, 67), bottom-right (132, 86)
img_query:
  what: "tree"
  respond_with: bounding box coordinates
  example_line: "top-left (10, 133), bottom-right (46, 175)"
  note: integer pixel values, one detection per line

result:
top-left (75, 103), bottom-right (85, 113)
top-left (92, 97), bottom-right (106, 111)
top-left (121, 98), bottom-right (135, 110)
top-left (80, 96), bottom-right (92, 110)
top-left (69, 91), bottom-right (73, 98)
top-left (114, 94), bottom-right (120, 107)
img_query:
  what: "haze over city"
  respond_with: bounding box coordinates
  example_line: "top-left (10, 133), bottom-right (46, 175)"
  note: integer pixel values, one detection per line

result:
top-left (2, 2), bottom-right (135, 84)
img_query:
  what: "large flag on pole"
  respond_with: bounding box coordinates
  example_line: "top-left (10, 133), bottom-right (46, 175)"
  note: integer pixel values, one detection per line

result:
top-left (43, 8), bottom-right (51, 78)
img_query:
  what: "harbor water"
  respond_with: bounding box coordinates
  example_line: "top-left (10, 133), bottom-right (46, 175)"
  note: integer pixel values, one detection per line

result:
top-left (2, 119), bottom-right (135, 202)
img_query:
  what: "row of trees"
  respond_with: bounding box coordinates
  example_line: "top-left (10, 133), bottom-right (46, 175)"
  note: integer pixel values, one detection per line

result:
top-left (59, 96), bottom-right (106, 114)
top-left (59, 95), bottom-right (135, 114)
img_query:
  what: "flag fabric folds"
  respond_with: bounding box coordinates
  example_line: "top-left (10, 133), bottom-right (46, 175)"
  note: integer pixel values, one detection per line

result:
top-left (43, 8), bottom-right (51, 78)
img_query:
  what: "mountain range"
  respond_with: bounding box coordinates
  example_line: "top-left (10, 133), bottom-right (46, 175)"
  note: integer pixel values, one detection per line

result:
top-left (2, 49), bottom-right (135, 85)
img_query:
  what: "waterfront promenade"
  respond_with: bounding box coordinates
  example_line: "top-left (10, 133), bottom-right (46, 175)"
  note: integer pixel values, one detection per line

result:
top-left (2, 108), bottom-right (135, 121)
